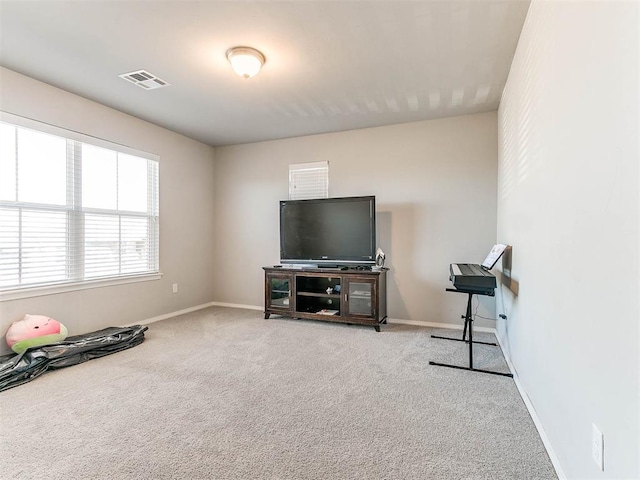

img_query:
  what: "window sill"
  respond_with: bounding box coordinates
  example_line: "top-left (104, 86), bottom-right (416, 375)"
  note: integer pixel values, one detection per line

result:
top-left (0, 273), bottom-right (163, 302)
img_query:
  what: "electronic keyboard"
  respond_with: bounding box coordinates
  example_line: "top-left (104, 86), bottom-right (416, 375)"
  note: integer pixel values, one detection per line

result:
top-left (450, 263), bottom-right (496, 293)
top-left (449, 244), bottom-right (507, 294)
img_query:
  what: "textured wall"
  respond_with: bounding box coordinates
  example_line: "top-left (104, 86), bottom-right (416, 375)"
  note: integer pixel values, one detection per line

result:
top-left (213, 112), bottom-right (499, 327)
top-left (0, 68), bottom-right (217, 355)
top-left (497, 1), bottom-right (639, 478)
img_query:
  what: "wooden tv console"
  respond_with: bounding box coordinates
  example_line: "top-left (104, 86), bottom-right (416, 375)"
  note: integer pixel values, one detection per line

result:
top-left (263, 266), bottom-right (387, 331)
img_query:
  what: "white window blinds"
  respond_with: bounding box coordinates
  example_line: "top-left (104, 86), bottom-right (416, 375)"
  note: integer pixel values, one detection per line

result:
top-left (289, 161), bottom-right (329, 200)
top-left (0, 112), bottom-right (159, 292)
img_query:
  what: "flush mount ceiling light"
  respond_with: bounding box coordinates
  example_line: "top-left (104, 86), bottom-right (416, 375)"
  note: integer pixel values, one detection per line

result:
top-left (226, 46), bottom-right (265, 79)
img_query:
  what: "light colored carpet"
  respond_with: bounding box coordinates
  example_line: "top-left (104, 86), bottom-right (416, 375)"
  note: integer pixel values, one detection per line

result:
top-left (0, 307), bottom-right (556, 479)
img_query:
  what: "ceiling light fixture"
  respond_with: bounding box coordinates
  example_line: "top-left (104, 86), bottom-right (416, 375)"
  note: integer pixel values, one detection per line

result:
top-left (226, 46), bottom-right (265, 79)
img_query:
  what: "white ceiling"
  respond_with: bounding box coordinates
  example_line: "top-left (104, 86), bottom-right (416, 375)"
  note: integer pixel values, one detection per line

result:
top-left (0, 0), bottom-right (530, 147)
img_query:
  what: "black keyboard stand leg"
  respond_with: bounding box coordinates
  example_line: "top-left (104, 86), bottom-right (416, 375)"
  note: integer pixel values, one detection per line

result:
top-left (430, 289), bottom-right (513, 378)
top-left (462, 314), bottom-right (468, 341)
top-left (430, 291), bottom-right (497, 347)
top-left (467, 294), bottom-right (473, 368)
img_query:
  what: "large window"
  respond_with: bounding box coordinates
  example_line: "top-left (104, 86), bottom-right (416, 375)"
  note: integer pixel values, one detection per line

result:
top-left (0, 113), bottom-right (159, 295)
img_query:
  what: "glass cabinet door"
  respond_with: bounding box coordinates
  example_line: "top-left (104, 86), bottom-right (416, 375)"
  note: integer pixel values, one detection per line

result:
top-left (268, 275), bottom-right (291, 310)
top-left (344, 278), bottom-right (376, 318)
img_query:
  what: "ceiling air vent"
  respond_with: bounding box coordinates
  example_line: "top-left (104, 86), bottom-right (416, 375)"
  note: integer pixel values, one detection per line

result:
top-left (119, 70), bottom-right (170, 90)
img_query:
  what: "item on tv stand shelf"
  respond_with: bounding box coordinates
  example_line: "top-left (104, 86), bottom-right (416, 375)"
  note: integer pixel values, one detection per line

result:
top-left (339, 265), bottom-right (372, 271)
top-left (351, 290), bottom-right (371, 296)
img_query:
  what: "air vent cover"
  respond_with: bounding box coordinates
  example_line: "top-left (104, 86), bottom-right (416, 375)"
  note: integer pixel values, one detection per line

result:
top-left (119, 70), bottom-right (170, 90)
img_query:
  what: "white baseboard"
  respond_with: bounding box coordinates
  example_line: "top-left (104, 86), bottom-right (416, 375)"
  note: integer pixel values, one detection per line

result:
top-left (494, 331), bottom-right (566, 480)
top-left (125, 301), bottom-right (216, 327)
top-left (211, 301), bottom-right (263, 311)
top-left (129, 301), bottom-right (262, 328)
top-left (388, 317), bottom-right (497, 334)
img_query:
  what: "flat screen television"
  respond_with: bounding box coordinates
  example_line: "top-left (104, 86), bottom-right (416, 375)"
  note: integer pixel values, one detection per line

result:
top-left (279, 196), bottom-right (376, 266)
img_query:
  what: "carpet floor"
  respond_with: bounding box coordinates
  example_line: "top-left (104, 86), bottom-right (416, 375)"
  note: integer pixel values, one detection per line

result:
top-left (0, 306), bottom-right (556, 479)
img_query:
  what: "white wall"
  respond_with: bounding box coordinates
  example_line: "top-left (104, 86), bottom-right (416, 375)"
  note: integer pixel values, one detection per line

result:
top-left (213, 112), bottom-right (499, 327)
top-left (497, 1), bottom-right (639, 478)
top-left (0, 68), bottom-right (217, 355)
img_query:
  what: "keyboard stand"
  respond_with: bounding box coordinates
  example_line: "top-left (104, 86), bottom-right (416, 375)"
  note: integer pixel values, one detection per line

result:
top-left (429, 288), bottom-right (513, 378)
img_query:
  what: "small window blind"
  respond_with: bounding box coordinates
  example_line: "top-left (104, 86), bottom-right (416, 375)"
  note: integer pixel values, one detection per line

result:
top-left (289, 161), bottom-right (329, 200)
top-left (0, 112), bottom-right (159, 292)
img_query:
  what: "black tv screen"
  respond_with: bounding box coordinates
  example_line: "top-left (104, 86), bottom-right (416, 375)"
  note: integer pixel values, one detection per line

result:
top-left (280, 196), bottom-right (376, 266)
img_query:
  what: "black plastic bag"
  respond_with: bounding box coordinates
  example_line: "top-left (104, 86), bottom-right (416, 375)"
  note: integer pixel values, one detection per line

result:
top-left (0, 325), bottom-right (148, 392)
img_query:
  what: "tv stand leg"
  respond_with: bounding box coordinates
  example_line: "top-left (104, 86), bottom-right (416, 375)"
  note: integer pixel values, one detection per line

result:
top-left (374, 325), bottom-right (381, 332)
top-left (264, 312), bottom-right (270, 319)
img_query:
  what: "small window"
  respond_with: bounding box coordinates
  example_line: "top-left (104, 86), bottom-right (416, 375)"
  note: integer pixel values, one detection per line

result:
top-left (289, 161), bottom-right (329, 200)
top-left (0, 112), bottom-right (159, 293)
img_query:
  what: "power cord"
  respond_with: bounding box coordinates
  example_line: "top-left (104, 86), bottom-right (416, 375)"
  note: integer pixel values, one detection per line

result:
top-left (472, 296), bottom-right (497, 321)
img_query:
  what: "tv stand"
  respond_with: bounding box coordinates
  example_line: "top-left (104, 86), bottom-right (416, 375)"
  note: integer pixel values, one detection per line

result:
top-left (263, 266), bottom-right (387, 331)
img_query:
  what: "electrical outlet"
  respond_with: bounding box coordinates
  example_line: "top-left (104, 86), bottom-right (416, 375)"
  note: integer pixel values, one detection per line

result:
top-left (592, 423), bottom-right (604, 471)
top-left (172, 283), bottom-right (178, 294)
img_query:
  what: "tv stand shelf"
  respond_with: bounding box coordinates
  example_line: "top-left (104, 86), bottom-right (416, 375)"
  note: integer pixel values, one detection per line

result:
top-left (296, 292), bottom-right (341, 298)
top-left (263, 266), bottom-right (387, 331)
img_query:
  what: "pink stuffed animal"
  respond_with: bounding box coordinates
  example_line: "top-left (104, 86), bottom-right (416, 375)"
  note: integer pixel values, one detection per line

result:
top-left (5, 314), bottom-right (68, 354)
